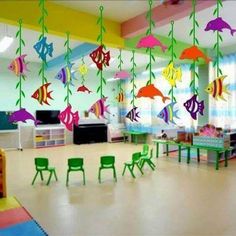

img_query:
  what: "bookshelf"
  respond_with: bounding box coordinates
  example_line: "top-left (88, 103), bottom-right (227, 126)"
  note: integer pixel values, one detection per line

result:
top-left (0, 149), bottom-right (6, 198)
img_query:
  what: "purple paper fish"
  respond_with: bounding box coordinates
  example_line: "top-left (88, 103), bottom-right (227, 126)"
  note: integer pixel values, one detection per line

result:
top-left (157, 102), bottom-right (179, 124)
top-left (114, 71), bottom-right (130, 79)
top-left (136, 34), bottom-right (167, 51)
top-left (8, 108), bottom-right (40, 126)
top-left (126, 107), bottom-right (140, 122)
top-left (205, 17), bottom-right (236, 36)
top-left (88, 97), bottom-right (110, 119)
top-left (183, 95), bottom-right (204, 120)
top-left (55, 63), bottom-right (76, 86)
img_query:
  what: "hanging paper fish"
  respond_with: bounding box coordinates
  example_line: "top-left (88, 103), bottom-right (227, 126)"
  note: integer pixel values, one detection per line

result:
top-left (33, 36), bottom-right (53, 61)
top-left (183, 95), bottom-right (204, 120)
top-left (116, 92), bottom-right (124, 102)
top-left (89, 45), bottom-right (110, 70)
top-left (55, 63), bottom-right (76, 86)
top-left (31, 83), bottom-right (53, 105)
top-left (157, 102), bottom-right (179, 125)
top-left (136, 34), bottom-right (167, 52)
top-left (162, 62), bottom-right (182, 87)
top-left (58, 104), bottom-right (79, 131)
top-left (8, 108), bottom-right (40, 126)
top-left (179, 46), bottom-right (211, 64)
top-left (77, 85), bottom-right (92, 93)
top-left (88, 97), bottom-right (110, 119)
top-left (163, 0), bottom-right (181, 5)
top-left (126, 107), bottom-right (140, 122)
top-left (205, 17), bottom-right (236, 36)
top-left (114, 71), bottom-right (130, 79)
top-left (8, 54), bottom-right (29, 76)
top-left (78, 64), bottom-right (88, 76)
top-left (136, 84), bottom-right (170, 103)
top-left (205, 75), bottom-right (230, 101)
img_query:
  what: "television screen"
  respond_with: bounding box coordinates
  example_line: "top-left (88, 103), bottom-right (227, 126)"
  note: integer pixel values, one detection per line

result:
top-left (36, 110), bottom-right (60, 125)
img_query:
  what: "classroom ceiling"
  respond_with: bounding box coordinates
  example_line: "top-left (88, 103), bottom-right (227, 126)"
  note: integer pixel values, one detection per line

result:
top-left (52, 0), bottom-right (160, 23)
top-left (155, 1), bottom-right (236, 48)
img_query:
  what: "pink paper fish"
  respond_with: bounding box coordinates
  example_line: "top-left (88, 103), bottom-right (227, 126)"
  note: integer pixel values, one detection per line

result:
top-left (88, 97), bottom-right (110, 119)
top-left (136, 34), bottom-right (167, 51)
top-left (58, 105), bottom-right (79, 131)
top-left (114, 70), bottom-right (130, 79)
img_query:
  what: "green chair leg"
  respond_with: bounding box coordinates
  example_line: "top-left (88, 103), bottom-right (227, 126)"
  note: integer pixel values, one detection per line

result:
top-left (66, 170), bottom-right (70, 186)
top-left (136, 163), bottom-right (144, 175)
top-left (178, 146), bottom-right (181, 163)
top-left (128, 165), bottom-right (136, 178)
top-left (147, 160), bottom-right (155, 170)
top-left (82, 170), bottom-right (86, 185)
top-left (113, 168), bottom-right (117, 182)
top-left (47, 171), bottom-right (53, 185)
top-left (122, 165), bottom-right (127, 176)
top-left (54, 170), bottom-right (58, 181)
top-left (98, 168), bottom-right (101, 183)
top-left (156, 143), bottom-right (159, 158)
top-left (39, 171), bottom-right (44, 181)
top-left (32, 171), bottom-right (39, 185)
top-left (197, 148), bottom-right (200, 163)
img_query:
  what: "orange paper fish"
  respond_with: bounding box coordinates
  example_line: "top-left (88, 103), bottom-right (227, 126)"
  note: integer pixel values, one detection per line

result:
top-left (179, 45), bottom-right (211, 64)
top-left (136, 84), bottom-right (170, 103)
top-left (31, 83), bottom-right (53, 105)
top-left (116, 92), bottom-right (124, 102)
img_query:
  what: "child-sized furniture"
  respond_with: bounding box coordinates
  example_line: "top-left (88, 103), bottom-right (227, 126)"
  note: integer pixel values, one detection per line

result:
top-left (66, 158), bottom-right (85, 186)
top-left (141, 144), bottom-right (149, 157)
top-left (0, 149), bottom-right (6, 197)
top-left (32, 157), bottom-right (58, 186)
top-left (140, 149), bottom-right (155, 171)
top-left (98, 156), bottom-right (117, 183)
top-left (122, 152), bottom-right (143, 178)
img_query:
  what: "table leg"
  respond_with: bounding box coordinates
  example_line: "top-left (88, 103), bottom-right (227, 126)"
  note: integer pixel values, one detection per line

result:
top-left (215, 151), bottom-right (220, 170)
top-left (225, 150), bottom-right (228, 167)
top-left (187, 147), bottom-right (190, 164)
top-left (178, 145), bottom-right (181, 162)
top-left (166, 144), bottom-right (169, 157)
top-left (135, 135), bottom-right (138, 145)
top-left (123, 134), bottom-right (126, 143)
top-left (197, 148), bottom-right (200, 163)
top-left (156, 143), bottom-right (159, 158)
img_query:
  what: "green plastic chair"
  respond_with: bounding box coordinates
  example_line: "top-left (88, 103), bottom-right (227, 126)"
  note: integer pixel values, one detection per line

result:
top-left (122, 152), bottom-right (144, 178)
top-left (141, 144), bottom-right (149, 157)
top-left (32, 157), bottom-right (58, 186)
top-left (140, 148), bottom-right (155, 171)
top-left (98, 156), bottom-right (117, 183)
top-left (66, 158), bottom-right (85, 186)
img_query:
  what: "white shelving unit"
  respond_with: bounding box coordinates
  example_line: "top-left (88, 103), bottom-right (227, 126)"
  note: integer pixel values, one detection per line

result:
top-left (34, 125), bottom-right (65, 148)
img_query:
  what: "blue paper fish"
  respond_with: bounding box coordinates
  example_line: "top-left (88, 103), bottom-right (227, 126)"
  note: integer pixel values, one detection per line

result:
top-left (183, 95), bottom-right (204, 120)
top-left (33, 37), bottom-right (53, 61)
top-left (55, 63), bottom-right (76, 86)
top-left (157, 102), bottom-right (179, 124)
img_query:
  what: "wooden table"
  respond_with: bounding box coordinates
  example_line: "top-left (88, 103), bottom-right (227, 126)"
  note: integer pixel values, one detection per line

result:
top-left (153, 139), bottom-right (232, 170)
top-left (122, 130), bottom-right (148, 145)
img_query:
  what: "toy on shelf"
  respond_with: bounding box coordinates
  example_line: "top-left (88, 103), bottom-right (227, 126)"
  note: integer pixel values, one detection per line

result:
top-left (199, 124), bottom-right (222, 137)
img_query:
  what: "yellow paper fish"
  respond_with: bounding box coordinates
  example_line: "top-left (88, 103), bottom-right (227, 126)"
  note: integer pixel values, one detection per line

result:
top-left (205, 75), bottom-right (230, 101)
top-left (162, 62), bottom-right (182, 87)
top-left (78, 64), bottom-right (88, 76)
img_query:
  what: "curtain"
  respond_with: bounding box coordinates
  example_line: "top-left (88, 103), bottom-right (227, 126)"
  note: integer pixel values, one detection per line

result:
top-left (209, 54), bottom-right (236, 129)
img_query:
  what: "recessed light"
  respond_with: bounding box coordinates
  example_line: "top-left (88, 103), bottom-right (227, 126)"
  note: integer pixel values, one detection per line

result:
top-left (0, 36), bottom-right (14, 53)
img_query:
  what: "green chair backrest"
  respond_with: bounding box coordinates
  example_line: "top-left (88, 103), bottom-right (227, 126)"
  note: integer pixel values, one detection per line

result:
top-left (100, 156), bottom-right (115, 167)
top-left (142, 144), bottom-right (149, 156)
top-left (68, 158), bottom-right (83, 168)
top-left (35, 157), bottom-right (49, 170)
top-left (132, 152), bottom-right (141, 164)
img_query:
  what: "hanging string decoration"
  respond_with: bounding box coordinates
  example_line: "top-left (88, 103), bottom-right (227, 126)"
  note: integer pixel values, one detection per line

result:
top-left (89, 6), bottom-right (110, 98)
top-left (115, 49), bottom-right (124, 103)
top-left (204, 0), bottom-right (230, 101)
top-left (77, 57), bottom-right (92, 94)
top-left (126, 50), bottom-right (140, 122)
top-left (32, 0), bottom-right (54, 105)
top-left (179, 0), bottom-right (206, 120)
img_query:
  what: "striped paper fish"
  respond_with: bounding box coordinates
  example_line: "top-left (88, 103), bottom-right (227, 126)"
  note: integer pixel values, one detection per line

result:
top-left (31, 83), bottom-right (53, 105)
top-left (88, 97), bottom-right (110, 119)
top-left (89, 46), bottom-right (110, 70)
top-left (55, 63), bottom-right (76, 86)
top-left (126, 107), bottom-right (140, 122)
top-left (58, 104), bottom-right (79, 131)
top-left (116, 92), bottom-right (124, 102)
top-left (157, 102), bottom-right (179, 124)
top-left (205, 75), bottom-right (230, 101)
top-left (8, 54), bottom-right (28, 76)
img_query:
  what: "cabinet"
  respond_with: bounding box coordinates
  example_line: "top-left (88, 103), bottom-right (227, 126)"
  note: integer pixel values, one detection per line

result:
top-left (228, 132), bottom-right (236, 158)
top-left (0, 149), bottom-right (6, 198)
top-left (34, 125), bottom-right (65, 148)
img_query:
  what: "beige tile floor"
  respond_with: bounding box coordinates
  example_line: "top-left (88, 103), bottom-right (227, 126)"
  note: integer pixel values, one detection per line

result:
top-left (5, 143), bottom-right (236, 236)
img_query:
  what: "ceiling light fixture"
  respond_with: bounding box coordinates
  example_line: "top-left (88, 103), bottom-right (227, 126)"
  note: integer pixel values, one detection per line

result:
top-left (0, 36), bottom-right (14, 53)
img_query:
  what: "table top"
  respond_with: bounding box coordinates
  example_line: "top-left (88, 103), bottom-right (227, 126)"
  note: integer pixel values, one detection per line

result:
top-left (123, 130), bottom-right (148, 135)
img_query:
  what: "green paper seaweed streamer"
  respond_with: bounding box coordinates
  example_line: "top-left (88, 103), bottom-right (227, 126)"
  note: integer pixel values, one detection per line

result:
top-left (167, 21), bottom-right (177, 104)
top-left (118, 49), bottom-right (124, 94)
top-left (130, 50), bottom-right (137, 108)
top-left (189, 0), bottom-right (200, 95)
top-left (64, 32), bottom-right (72, 105)
top-left (38, 0), bottom-right (48, 85)
top-left (145, 0), bottom-right (156, 85)
top-left (81, 57), bottom-right (86, 85)
top-left (15, 19), bottom-right (26, 108)
top-left (96, 6), bottom-right (106, 98)
top-left (213, 0), bottom-right (223, 77)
